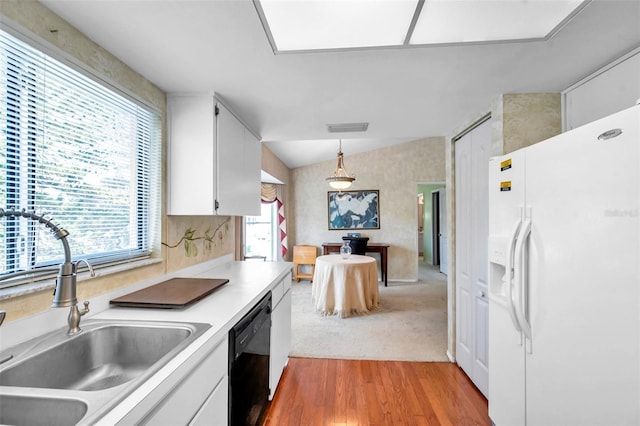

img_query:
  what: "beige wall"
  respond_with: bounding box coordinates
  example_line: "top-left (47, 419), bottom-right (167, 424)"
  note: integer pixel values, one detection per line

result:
top-left (262, 145), bottom-right (290, 185)
top-left (290, 137), bottom-right (446, 281)
top-left (0, 0), bottom-right (234, 322)
top-left (498, 93), bottom-right (562, 154)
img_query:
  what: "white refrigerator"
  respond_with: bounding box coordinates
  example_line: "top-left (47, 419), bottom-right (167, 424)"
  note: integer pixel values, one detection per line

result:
top-left (488, 104), bottom-right (639, 425)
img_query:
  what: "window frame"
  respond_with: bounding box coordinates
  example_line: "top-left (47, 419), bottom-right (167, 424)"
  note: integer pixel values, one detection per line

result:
top-left (0, 23), bottom-right (162, 290)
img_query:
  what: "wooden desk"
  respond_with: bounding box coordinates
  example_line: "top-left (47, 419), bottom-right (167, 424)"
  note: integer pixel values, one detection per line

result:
top-left (322, 242), bottom-right (389, 286)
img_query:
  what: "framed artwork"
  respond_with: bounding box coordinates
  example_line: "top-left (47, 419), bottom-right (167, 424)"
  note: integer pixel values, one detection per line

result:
top-left (328, 190), bottom-right (380, 230)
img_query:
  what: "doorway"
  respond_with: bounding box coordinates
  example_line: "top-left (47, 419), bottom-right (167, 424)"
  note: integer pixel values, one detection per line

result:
top-left (433, 188), bottom-right (447, 275)
top-left (416, 183), bottom-right (445, 271)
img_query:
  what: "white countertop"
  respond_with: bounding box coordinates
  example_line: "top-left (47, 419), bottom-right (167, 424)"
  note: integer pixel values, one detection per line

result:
top-left (0, 256), bottom-right (293, 425)
top-left (95, 259), bottom-right (291, 327)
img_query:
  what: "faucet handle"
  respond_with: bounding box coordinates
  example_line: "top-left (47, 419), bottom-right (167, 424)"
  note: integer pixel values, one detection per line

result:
top-left (75, 259), bottom-right (96, 277)
top-left (66, 301), bottom-right (90, 335)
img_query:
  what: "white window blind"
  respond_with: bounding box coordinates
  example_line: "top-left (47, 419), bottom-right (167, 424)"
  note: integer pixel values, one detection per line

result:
top-left (0, 29), bottom-right (161, 286)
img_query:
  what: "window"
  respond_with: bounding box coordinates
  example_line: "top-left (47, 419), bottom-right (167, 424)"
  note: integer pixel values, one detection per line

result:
top-left (0, 29), bottom-right (161, 287)
top-left (244, 202), bottom-right (279, 261)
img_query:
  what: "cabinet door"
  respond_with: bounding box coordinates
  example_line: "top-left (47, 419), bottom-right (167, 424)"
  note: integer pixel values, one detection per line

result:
top-left (167, 95), bottom-right (216, 215)
top-left (563, 49), bottom-right (640, 131)
top-left (190, 376), bottom-right (228, 426)
top-left (269, 288), bottom-right (291, 399)
top-left (216, 102), bottom-right (261, 216)
top-left (140, 338), bottom-right (228, 425)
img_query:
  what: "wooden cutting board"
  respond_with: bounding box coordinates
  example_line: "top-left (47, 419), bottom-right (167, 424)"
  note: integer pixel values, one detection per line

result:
top-left (110, 277), bottom-right (229, 308)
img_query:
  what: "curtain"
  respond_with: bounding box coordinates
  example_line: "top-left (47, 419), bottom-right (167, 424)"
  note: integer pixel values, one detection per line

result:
top-left (261, 183), bottom-right (288, 260)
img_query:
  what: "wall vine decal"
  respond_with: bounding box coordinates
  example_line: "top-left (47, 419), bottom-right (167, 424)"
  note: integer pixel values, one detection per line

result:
top-left (162, 217), bottom-right (231, 257)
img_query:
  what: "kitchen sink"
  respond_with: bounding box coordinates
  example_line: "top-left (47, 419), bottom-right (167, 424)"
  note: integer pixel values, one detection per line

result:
top-left (1, 322), bottom-right (196, 390)
top-left (0, 319), bottom-right (211, 424)
top-left (0, 394), bottom-right (87, 426)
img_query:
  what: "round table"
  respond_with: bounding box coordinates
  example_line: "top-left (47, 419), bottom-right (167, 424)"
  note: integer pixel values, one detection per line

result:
top-left (311, 254), bottom-right (379, 317)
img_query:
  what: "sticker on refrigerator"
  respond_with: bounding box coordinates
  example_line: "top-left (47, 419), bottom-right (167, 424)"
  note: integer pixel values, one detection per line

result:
top-left (500, 181), bottom-right (512, 192)
top-left (500, 159), bottom-right (512, 171)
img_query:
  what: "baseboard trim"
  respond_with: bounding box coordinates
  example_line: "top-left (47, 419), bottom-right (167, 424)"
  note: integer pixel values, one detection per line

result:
top-left (446, 350), bottom-right (455, 363)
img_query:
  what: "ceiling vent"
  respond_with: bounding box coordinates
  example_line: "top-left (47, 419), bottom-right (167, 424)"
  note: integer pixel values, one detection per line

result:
top-left (326, 122), bottom-right (369, 133)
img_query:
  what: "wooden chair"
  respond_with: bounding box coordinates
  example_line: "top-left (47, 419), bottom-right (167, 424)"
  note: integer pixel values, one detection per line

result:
top-left (293, 245), bottom-right (316, 283)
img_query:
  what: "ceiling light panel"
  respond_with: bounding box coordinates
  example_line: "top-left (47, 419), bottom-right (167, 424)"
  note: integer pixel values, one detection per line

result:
top-left (258, 0), bottom-right (419, 52)
top-left (410, 0), bottom-right (586, 45)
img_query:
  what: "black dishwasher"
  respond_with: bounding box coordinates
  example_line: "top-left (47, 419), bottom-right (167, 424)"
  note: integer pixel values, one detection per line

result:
top-left (228, 291), bottom-right (271, 426)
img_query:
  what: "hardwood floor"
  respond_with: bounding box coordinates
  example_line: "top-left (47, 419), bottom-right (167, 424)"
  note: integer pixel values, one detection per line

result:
top-left (263, 357), bottom-right (491, 426)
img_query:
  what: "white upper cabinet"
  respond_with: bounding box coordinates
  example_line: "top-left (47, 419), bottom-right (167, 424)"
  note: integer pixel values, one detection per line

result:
top-left (216, 103), bottom-right (261, 216)
top-left (167, 95), bottom-right (261, 216)
top-left (167, 95), bottom-right (216, 215)
top-left (563, 47), bottom-right (640, 131)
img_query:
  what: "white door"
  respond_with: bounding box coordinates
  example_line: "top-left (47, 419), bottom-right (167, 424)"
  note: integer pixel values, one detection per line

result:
top-left (470, 121), bottom-right (490, 396)
top-left (455, 119), bottom-right (491, 397)
top-left (438, 189), bottom-right (448, 274)
top-left (455, 132), bottom-right (473, 380)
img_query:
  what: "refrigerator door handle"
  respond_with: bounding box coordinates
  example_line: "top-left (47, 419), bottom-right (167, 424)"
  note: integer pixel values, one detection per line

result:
top-left (505, 218), bottom-right (523, 336)
top-left (514, 217), bottom-right (532, 341)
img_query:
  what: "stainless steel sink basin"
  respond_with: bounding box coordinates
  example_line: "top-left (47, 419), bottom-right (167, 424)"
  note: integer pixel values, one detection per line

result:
top-left (1, 322), bottom-right (195, 390)
top-left (0, 319), bottom-right (211, 424)
top-left (0, 394), bottom-right (87, 426)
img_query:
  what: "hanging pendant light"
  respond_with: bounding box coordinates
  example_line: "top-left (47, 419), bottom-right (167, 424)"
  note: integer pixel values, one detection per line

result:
top-left (326, 139), bottom-right (355, 191)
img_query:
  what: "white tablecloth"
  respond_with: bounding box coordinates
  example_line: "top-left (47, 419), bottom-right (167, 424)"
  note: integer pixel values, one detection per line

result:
top-left (311, 254), bottom-right (379, 317)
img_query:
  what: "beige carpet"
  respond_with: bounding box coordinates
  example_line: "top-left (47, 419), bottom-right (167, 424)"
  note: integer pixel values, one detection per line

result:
top-left (289, 264), bottom-right (449, 362)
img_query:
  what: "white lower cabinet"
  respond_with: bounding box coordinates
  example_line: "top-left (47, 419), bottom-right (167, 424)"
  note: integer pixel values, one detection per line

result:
top-left (131, 336), bottom-right (228, 426)
top-left (269, 273), bottom-right (292, 399)
top-left (190, 376), bottom-right (228, 426)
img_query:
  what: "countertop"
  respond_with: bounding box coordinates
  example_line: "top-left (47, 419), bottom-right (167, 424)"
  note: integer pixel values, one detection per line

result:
top-left (0, 256), bottom-right (293, 425)
top-left (95, 259), bottom-right (292, 326)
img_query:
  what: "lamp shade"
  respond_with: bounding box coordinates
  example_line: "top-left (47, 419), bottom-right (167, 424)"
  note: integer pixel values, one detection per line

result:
top-left (326, 141), bottom-right (355, 190)
top-left (327, 176), bottom-right (355, 190)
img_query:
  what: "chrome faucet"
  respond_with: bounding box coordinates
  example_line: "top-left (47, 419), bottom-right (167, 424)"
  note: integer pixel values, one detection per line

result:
top-left (0, 208), bottom-right (95, 334)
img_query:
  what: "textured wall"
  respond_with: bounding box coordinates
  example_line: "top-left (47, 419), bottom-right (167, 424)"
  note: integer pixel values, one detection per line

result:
top-left (291, 138), bottom-right (445, 281)
top-left (502, 93), bottom-right (562, 154)
top-left (262, 145), bottom-right (290, 185)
